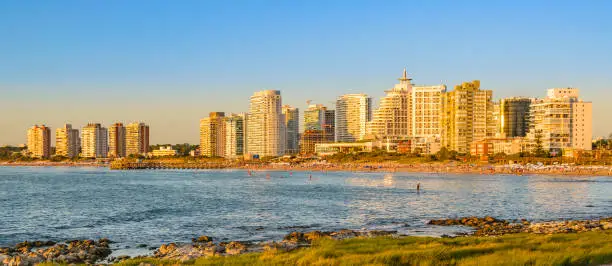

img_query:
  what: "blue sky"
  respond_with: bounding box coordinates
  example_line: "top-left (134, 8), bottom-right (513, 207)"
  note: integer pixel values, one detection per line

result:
top-left (1, 0), bottom-right (611, 145)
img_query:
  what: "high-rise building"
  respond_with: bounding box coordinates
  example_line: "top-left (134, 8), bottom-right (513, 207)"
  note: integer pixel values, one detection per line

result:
top-left (125, 122), bottom-right (149, 156)
top-left (336, 94), bottom-right (372, 142)
top-left (323, 109), bottom-right (335, 142)
top-left (225, 113), bottom-right (247, 159)
top-left (246, 90), bottom-right (285, 157)
top-left (27, 125), bottom-right (51, 158)
top-left (500, 97), bottom-right (531, 137)
top-left (108, 122), bottom-right (126, 158)
top-left (440, 80), bottom-right (495, 153)
top-left (411, 85), bottom-right (446, 138)
top-left (300, 104), bottom-right (334, 154)
top-left (81, 123), bottom-right (108, 158)
top-left (304, 104), bottom-right (327, 131)
top-left (282, 105), bottom-right (299, 154)
top-left (200, 112), bottom-right (226, 157)
top-left (369, 69), bottom-right (412, 140)
top-left (527, 88), bottom-right (592, 151)
top-left (56, 124), bottom-right (80, 158)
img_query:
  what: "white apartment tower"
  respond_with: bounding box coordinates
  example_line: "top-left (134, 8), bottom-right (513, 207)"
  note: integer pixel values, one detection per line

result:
top-left (81, 123), bottom-right (108, 158)
top-left (282, 105), bottom-right (299, 155)
top-left (246, 90), bottom-right (285, 157)
top-left (369, 69), bottom-right (412, 140)
top-left (412, 84), bottom-right (447, 138)
top-left (336, 93), bottom-right (372, 142)
top-left (527, 88), bottom-right (592, 151)
top-left (56, 124), bottom-right (80, 158)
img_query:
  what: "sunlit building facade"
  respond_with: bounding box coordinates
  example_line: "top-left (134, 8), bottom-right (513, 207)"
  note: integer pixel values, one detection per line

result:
top-left (126, 122), bottom-right (150, 156)
top-left (246, 90), bottom-right (285, 157)
top-left (527, 88), bottom-right (592, 152)
top-left (81, 123), bottom-right (108, 158)
top-left (440, 80), bottom-right (496, 153)
top-left (108, 122), bottom-right (126, 158)
top-left (27, 125), bottom-right (51, 158)
top-left (200, 112), bottom-right (226, 157)
top-left (56, 124), bottom-right (80, 158)
top-left (336, 94), bottom-right (372, 142)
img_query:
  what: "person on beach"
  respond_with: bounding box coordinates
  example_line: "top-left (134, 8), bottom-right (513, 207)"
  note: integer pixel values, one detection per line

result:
top-left (417, 183), bottom-right (421, 192)
top-left (309, 174), bottom-right (312, 181)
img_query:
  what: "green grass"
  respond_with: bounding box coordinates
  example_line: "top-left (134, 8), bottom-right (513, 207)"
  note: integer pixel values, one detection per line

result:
top-left (114, 230), bottom-right (612, 266)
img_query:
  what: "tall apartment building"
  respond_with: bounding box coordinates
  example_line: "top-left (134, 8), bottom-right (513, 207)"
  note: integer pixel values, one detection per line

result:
top-left (369, 69), bottom-right (412, 140)
top-left (304, 104), bottom-right (328, 130)
top-left (108, 122), bottom-right (126, 158)
top-left (126, 122), bottom-right (150, 156)
top-left (81, 123), bottom-right (108, 158)
top-left (225, 113), bottom-right (247, 159)
top-left (336, 94), bottom-right (372, 142)
top-left (56, 124), bottom-right (80, 158)
top-left (500, 97), bottom-right (531, 137)
top-left (246, 90), bottom-right (285, 157)
top-left (27, 125), bottom-right (51, 158)
top-left (440, 80), bottom-right (495, 153)
top-left (324, 109), bottom-right (335, 141)
top-left (282, 105), bottom-right (300, 154)
top-left (527, 88), bottom-right (592, 151)
top-left (200, 112), bottom-right (226, 157)
top-left (412, 85), bottom-right (447, 138)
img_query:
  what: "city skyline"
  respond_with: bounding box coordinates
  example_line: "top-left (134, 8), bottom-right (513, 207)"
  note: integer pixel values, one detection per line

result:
top-left (1, 1), bottom-right (611, 145)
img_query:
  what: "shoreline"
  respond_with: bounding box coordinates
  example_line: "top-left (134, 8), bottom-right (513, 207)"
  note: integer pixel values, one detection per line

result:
top-left (2, 161), bottom-right (612, 177)
top-left (2, 217), bottom-right (610, 265)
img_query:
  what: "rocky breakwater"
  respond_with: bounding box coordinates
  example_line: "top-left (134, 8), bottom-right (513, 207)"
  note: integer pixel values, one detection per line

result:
top-left (428, 216), bottom-right (612, 236)
top-left (0, 239), bottom-right (112, 266)
top-left (153, 229), bottom-right (397, 262)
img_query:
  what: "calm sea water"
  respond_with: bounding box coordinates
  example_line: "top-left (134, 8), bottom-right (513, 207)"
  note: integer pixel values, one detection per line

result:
top-left (1, 167), bottom-right (611, 249)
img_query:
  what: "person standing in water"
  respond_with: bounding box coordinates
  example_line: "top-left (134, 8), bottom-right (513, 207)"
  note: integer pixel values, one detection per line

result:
top-left (416, 183), bottom-right (421, 192)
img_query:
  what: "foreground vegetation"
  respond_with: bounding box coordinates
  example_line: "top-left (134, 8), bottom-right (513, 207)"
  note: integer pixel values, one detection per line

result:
top-left (114, 230), bottom-right (612, 266)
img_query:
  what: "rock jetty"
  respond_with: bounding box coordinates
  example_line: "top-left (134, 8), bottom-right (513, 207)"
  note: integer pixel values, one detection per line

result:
top-left (0, 239), bottom-right (111, 266)
top-left (428, 216), bottom-right (612, 236)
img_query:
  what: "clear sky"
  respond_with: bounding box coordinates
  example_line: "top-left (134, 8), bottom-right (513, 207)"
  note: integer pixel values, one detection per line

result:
top-left (1, 0), bottom-right (611, 145)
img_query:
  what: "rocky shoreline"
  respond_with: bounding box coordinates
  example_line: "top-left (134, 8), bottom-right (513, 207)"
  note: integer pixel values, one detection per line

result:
top-left (2, 217), bottom-right (611, 265)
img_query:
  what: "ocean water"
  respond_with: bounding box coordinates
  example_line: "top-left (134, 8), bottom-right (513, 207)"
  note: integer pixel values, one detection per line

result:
top-left (1, 167), bottom-right (611, 249)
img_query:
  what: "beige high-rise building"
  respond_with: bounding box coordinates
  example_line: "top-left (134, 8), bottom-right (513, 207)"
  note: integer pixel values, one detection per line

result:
top-left (282, 105), bottom-right (299, 154)
top-left (225, 113), bottom-right (247, 159)
top-left (81, 123), bottom-right (108, 158)
top-left (56, 124), bottom-right (80, 158)
top-left (246, 90), bottom-right (285, 157)
top-left (27, 125), bottom-right (51, 158)
top-left (200, 112), bottom-right (226, 157)
top-left (108, 123), bottom-right (126, 158)
top-left (126, 122), bottom-right (150, 156)
top-left (440, 80), bottom-right (495, 153)
top-left (411, 84), bottom-right (446, 138)
top-left (527, 88), bottom-right (592, 151)
top-left (369, 69), bottom-right (412, 140)
top-left (336, 94), bottom-right (372, 142)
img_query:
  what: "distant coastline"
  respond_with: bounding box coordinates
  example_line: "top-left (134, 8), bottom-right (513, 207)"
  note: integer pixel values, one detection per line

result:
top-left (2, 160), bottom-right (611, 177)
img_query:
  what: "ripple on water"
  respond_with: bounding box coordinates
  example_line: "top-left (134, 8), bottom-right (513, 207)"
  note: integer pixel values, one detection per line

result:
top-left (0, 167), bottom-right (610, 248)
